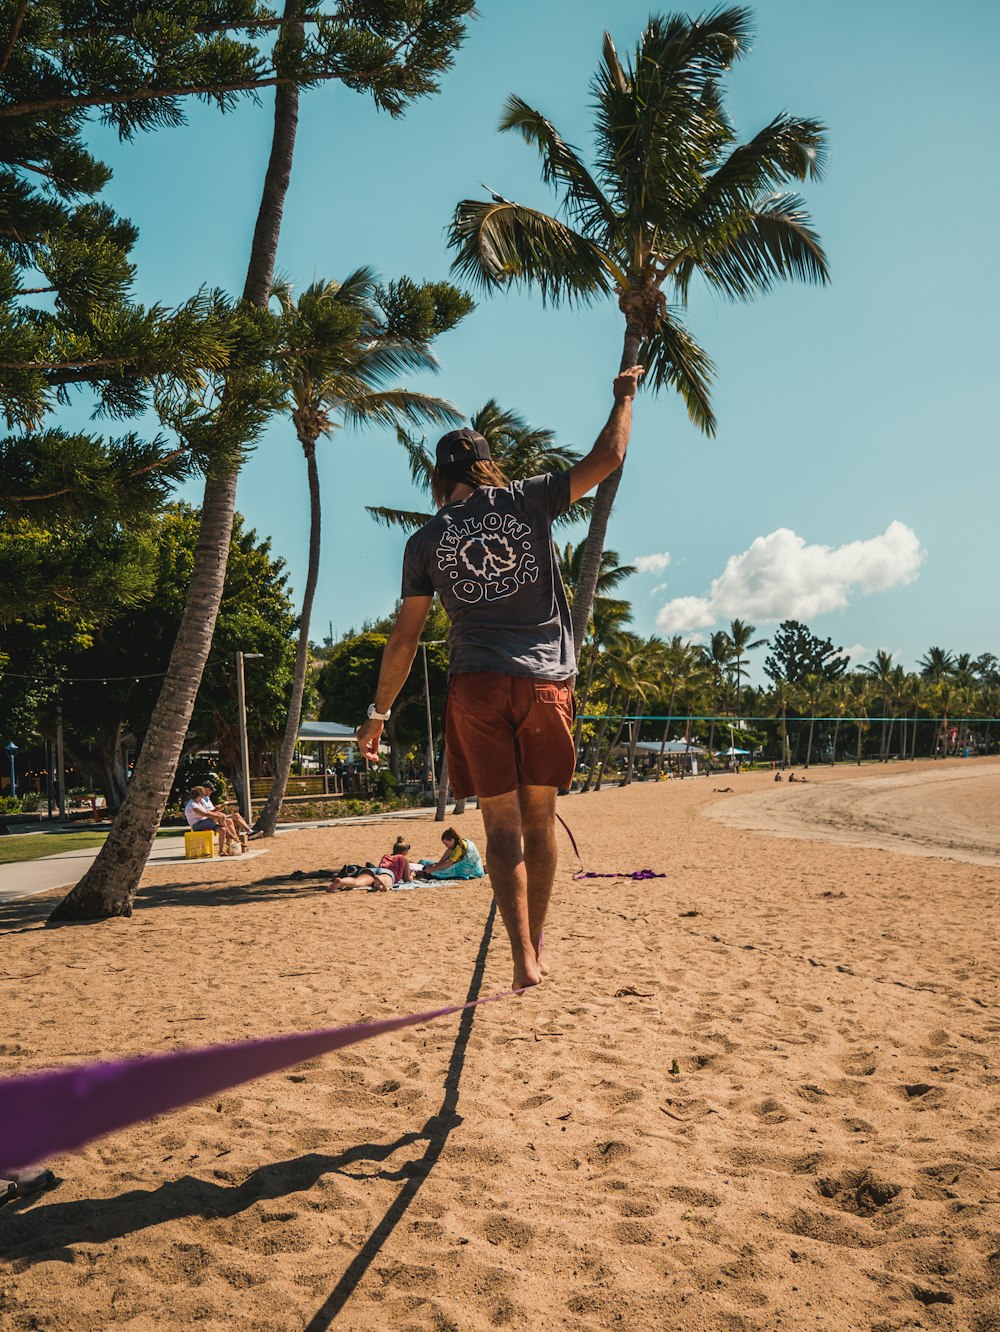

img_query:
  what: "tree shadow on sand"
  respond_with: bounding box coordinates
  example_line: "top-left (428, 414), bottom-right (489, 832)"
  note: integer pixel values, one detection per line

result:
top-left (1, 900), bottom-right (499, 1316)
top-left (0, 875), bottom-right (347, 934)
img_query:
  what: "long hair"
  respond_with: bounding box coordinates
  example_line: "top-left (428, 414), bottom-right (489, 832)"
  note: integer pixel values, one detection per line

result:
top-left (431, 457), bottom-right (509, 508)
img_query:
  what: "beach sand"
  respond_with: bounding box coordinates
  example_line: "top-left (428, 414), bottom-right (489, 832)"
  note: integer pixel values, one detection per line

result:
top-left (1, 757), bottom-right (998, 1331)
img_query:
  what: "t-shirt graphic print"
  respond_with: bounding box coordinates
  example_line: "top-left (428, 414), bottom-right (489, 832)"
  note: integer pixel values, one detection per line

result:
top-left (438, 508), bottom-right (538, 604)
top-left (401, 472), bottom-right (575, 680)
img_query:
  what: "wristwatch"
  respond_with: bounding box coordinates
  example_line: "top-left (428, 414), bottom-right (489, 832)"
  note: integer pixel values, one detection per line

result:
top-left (367, 703), bottom-right (392, 721)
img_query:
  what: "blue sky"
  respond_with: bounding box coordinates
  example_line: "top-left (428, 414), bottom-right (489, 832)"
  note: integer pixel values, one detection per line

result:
top-left (80, 0), bottom-right (999, 678)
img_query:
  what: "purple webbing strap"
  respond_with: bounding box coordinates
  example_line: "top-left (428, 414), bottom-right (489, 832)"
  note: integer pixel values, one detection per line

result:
top-left (572, 870), bottom-right (667, 881)
top-left (0, 988), bottom-right (517, 1175)
top-left (555, 813), bottom-right (583, 868)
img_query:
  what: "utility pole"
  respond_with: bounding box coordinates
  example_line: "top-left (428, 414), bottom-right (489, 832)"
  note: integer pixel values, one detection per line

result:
top-left (56, 701), bottom-right (66, 820)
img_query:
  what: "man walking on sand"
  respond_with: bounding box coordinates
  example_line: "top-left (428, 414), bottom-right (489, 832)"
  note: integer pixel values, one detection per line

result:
top-left (355, 365), bottom-right (644, 990)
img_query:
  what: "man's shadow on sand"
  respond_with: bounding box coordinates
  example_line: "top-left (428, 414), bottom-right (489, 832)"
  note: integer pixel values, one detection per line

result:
top-left (1, 901), bottom-right (498, 1328)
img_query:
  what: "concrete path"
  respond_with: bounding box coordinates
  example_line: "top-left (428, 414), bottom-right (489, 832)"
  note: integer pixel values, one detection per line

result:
top-left (0, 803), bottom-right (460, 905)
top-left (0, 839), bottom-right (269, 905)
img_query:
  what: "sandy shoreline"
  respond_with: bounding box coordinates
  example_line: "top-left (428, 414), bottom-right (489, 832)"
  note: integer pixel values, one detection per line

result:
top-left (1, 758), bottom-right (998, 1331)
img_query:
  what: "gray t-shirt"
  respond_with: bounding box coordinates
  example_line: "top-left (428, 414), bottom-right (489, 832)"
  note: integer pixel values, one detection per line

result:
top-left (401, 473), bottom-right (575, 679)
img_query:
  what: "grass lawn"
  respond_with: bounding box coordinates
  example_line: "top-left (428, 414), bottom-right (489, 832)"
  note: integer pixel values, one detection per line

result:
top-left (0, 827), bottom-right (184, 866)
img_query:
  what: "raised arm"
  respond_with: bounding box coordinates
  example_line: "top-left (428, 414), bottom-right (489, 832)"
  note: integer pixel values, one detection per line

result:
top-left (568, 365), bottom-right (644, 504)
top-left (355, 595), bottom-right (433, 761)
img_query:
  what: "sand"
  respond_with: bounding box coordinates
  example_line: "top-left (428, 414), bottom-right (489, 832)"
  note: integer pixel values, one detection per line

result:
top-left (1, 757), bottom-right (998, 1331)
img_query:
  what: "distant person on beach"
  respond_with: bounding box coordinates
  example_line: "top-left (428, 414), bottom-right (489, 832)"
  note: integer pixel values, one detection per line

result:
top-left (355, 365), bottom-right (644, 990)
top-left (416, 827), bottom-right (484, 880)
top-left (325, 837), bottom-right (416, 892)
top-left (185, 785), bottom-right (241, 855)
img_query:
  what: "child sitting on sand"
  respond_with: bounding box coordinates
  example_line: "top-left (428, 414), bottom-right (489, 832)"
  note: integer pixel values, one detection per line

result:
top-left (416, 828), bottom-right (484, 880)
top-left (325, 837), bottom-right (415, 893)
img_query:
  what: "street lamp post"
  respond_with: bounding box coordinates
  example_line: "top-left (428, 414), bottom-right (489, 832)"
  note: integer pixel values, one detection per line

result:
top-left (235, 651), bottom-right (263, 826)
top-left (5, 741), bottom-right (17, 799)
top-left (419, 640), bottom-right (445, 801)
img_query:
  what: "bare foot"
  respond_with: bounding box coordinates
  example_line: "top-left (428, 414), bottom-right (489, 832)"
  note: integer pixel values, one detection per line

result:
top-left (512, 957), bottom-right (543, 992)
top-left (536, 949), bottom-right (550, 979)
top-left (323, 879), bottom-right (345, 893)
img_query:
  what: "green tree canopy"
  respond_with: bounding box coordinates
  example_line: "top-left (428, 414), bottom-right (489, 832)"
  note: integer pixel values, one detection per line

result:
top-left (763, 619), bottom-right (848, 686)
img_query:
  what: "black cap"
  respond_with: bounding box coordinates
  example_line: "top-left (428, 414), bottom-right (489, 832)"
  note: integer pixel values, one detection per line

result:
top-left (435, 428), bottom-right (492, 467)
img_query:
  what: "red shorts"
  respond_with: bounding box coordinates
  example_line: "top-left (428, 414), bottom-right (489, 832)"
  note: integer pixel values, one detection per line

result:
top-left (445, 672), bottom-right (576, 799)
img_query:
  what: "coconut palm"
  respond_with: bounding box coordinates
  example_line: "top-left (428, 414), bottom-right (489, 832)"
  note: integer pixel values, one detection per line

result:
top-left (449, 8), bottom-right (828, 650)
top-left (572, 598), bottom-right (634, 759)
top-left (865, 650), bottom-right (896, 761)
top-left (701, 629), bottom-right (734, 764)
top-left (254, 273), bottom-right (464, 838)
top-left (728, 618), bottom-right (766, 722)
top-left (827, 678), bottom-right (851, 765)
top-left (798, 671), bottom-right (829, 767)
top-left (918, 646), bottom-right (956, 686)
top-left (850, 677), bottom-right (870, 765)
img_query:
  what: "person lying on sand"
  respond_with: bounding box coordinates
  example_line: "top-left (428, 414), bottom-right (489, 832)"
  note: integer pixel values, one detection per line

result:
top-left (713, 787), bottom-right (734, 793)
top-left (325, 838), bottom-right (415, 893)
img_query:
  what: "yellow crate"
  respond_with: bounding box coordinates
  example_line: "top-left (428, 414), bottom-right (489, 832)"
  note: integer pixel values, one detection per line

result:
top-left (184, 828), bottom-right (216, 859)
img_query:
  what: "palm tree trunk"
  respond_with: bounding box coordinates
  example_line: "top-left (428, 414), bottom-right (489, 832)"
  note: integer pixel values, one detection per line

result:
top-left (856, 723), bottom-right (863, 765)
top-left (569, 327), bottom-right (642, 652)
top-left (831, 717), bottom-right (841, 765)
top-left (435, 748), bottom-right (450, 821)
top-left (572, 651), bottom-right (597, 759)
top-left (595, 694), bottom-right (630, 792)
top-left (48, 16), bottom-right (302, 922)
top-left (256, 438), bottom-right (321, 836)
top-left (805, 716), bottom-right (815, 767)
top-left (582, 702), bottom-right (614, 792)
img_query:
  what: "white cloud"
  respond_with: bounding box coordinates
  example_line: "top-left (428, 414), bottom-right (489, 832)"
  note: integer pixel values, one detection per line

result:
top-left (649, 582), bottom-right (669, 596)
top-left (634, 551), bottom-right (671, 575)
top-left (655, 521), bottom-right (924, 633)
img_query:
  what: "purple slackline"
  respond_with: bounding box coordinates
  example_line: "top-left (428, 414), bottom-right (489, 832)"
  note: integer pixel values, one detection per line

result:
top-left (572, 870), bottom-right (667, 880)
top-left (0, 988), bottom-right (518, 1175)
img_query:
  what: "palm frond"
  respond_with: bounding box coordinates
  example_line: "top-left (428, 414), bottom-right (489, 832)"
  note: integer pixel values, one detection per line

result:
top-left (640, 308), bottom-right (716, 435)
top-left (448, 198), bottom-right (612, 304)
top-left (694, 192), bottom-right (829, 298)
top-left (499, 95), bottom-right (619, 240)
top-left (688, 114), bottom-right (827, 235)
top-left (349, 338), bottom-right (441, 387)
top-left (394, 427), bottom-right (436, 492)
top-left (339, 390), bottom-right (462, 432)
top-left (592, 10), bottom-right (753, 226)
top-left (364, 504), bottom-right (434, 532)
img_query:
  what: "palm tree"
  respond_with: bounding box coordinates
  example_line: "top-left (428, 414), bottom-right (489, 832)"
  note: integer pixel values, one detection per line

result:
top-left (799, 672), bottom-right (828, 767)
top-left (621, 636), bottom-right (665, 784)
top-left (918, 646), bottom-right (956, 686)
top-left (254, 273), bottom-right (463, 838)
top-left (449, 9), bottom-right (828, 650)
top-left (865, 650), bottom-right (896, 761)
top-left (702, 629), bottom-right (734, 765)
top-left (728, 618), bottom-right (766, 722)
top-left (572, 598), bottom-right (633, 760)
top-left (827, 678), bottom-right (851, 765)
top-left (850, 677), bottom-right (870, 765)
top-left (649, 635), bottom-right (699, 770)
top-left (559, 542), bottom-right (635, 617)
